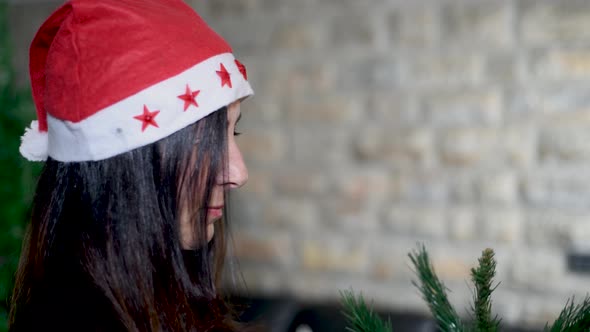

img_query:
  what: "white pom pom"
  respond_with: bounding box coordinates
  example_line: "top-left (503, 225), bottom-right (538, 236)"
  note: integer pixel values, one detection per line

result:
top-left (19, 120), bottom-right (49, 162)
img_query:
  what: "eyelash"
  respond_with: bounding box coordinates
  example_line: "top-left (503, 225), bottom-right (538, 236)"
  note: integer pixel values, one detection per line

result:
top-left (233, 131), bottom-right (242, 136)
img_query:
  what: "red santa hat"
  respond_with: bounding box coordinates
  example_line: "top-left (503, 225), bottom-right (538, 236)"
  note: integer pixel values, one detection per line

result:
top-left (20, 0), bottom-right (253, 162)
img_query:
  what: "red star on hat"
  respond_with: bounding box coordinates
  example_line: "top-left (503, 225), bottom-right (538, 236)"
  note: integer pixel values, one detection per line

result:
top-left (177, 84), bottom-right (200, 111)
top-left (216, 63), bottom-right (232, 88)
top-left (134, 105), bottom-right (160, 132)
top-left (235, 59), bottom-right (247, 80)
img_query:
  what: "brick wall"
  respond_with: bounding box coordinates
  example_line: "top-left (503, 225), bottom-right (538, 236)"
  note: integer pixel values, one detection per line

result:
top-left (9, 0), bottom-right (590, 328)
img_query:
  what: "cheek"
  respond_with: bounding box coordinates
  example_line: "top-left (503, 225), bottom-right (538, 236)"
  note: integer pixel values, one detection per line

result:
top-left (179, 211), bottom-right (196, 249)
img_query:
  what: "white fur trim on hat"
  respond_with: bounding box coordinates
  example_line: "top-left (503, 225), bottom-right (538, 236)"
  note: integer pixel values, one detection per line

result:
top-left (45, 52), bottom-right (253, 162)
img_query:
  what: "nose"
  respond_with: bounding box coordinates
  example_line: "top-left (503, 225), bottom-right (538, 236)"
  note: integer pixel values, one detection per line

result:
top-left (227, 136), bottom-right (248, 188)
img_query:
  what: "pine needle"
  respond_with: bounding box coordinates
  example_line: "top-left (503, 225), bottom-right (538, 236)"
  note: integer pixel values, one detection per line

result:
top-left (469, 248), bottom-right (501, 332)
top-left (340, 289), bottom-right (393, 332)
top-left (545, 296), bottom-right (590, 332)
top-left (409, 244), bottom-right (465, 332)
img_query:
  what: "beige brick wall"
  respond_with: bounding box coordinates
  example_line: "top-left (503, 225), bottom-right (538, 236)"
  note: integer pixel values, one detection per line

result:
top-left (10, 0), bottom-right (590, 328)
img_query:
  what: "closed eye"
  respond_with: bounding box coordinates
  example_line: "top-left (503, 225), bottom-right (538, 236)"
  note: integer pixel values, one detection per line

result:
top-left (233, 113), bottom-right (243, 136)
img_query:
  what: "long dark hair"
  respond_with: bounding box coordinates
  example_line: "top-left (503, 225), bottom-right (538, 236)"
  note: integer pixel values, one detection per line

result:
top-left (9, 107), bottom-right (242, 331)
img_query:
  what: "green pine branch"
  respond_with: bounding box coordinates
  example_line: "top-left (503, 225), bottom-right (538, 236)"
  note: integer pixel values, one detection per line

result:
top-left (340, 289), bottom-right (393, 332)
top-left (469, 248), bottom-right (501, 332)
top-left (408, 245), bottom-right (465, 332)
top-left (545, 296), bottom-right (590, 332)
top-left (342, 244), bottom-right (590, 332)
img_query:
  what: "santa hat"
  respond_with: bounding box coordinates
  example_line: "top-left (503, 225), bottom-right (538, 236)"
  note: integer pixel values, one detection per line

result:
top-left (20, 0), bottom-right (253, 162)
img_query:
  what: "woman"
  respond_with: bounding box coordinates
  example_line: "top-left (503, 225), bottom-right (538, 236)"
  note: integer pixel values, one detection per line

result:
top-left (9, 0), bottom-right (253, 331)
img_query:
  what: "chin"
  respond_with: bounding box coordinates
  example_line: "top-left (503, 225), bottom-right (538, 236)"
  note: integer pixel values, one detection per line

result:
top-left (206, 223), bottom-right (215, 242)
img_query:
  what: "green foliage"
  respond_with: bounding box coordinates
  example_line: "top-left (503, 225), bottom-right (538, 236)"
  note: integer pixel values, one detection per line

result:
top-left (343, 245), bottom-right (590, 332)
top-left (0, 1), bottom-right (38, 331)
top-left (340, 289), bottom-right (393, 332)
top-left (545, 296), bottom-right (590, 332)
top-left (408, 244), bottom-right (465, 332)
top-left (469, 248), bottom-right (500, 332)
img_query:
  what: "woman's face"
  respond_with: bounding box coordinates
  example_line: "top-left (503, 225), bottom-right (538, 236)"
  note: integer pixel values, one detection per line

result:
top-left (180, 101), bottom-right (248, 248)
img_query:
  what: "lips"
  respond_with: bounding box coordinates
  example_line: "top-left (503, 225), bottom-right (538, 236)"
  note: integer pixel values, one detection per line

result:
top-left (207, 206), bottom-right (223, 221)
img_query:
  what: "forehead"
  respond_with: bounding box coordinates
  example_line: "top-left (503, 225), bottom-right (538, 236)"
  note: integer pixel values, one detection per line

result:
top-left (228, 102), bottom-right (241, 120)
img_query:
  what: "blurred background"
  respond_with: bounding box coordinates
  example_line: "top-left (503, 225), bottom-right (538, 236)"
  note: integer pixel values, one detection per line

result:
top-left (4, 0), bottom-right (590, 331)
